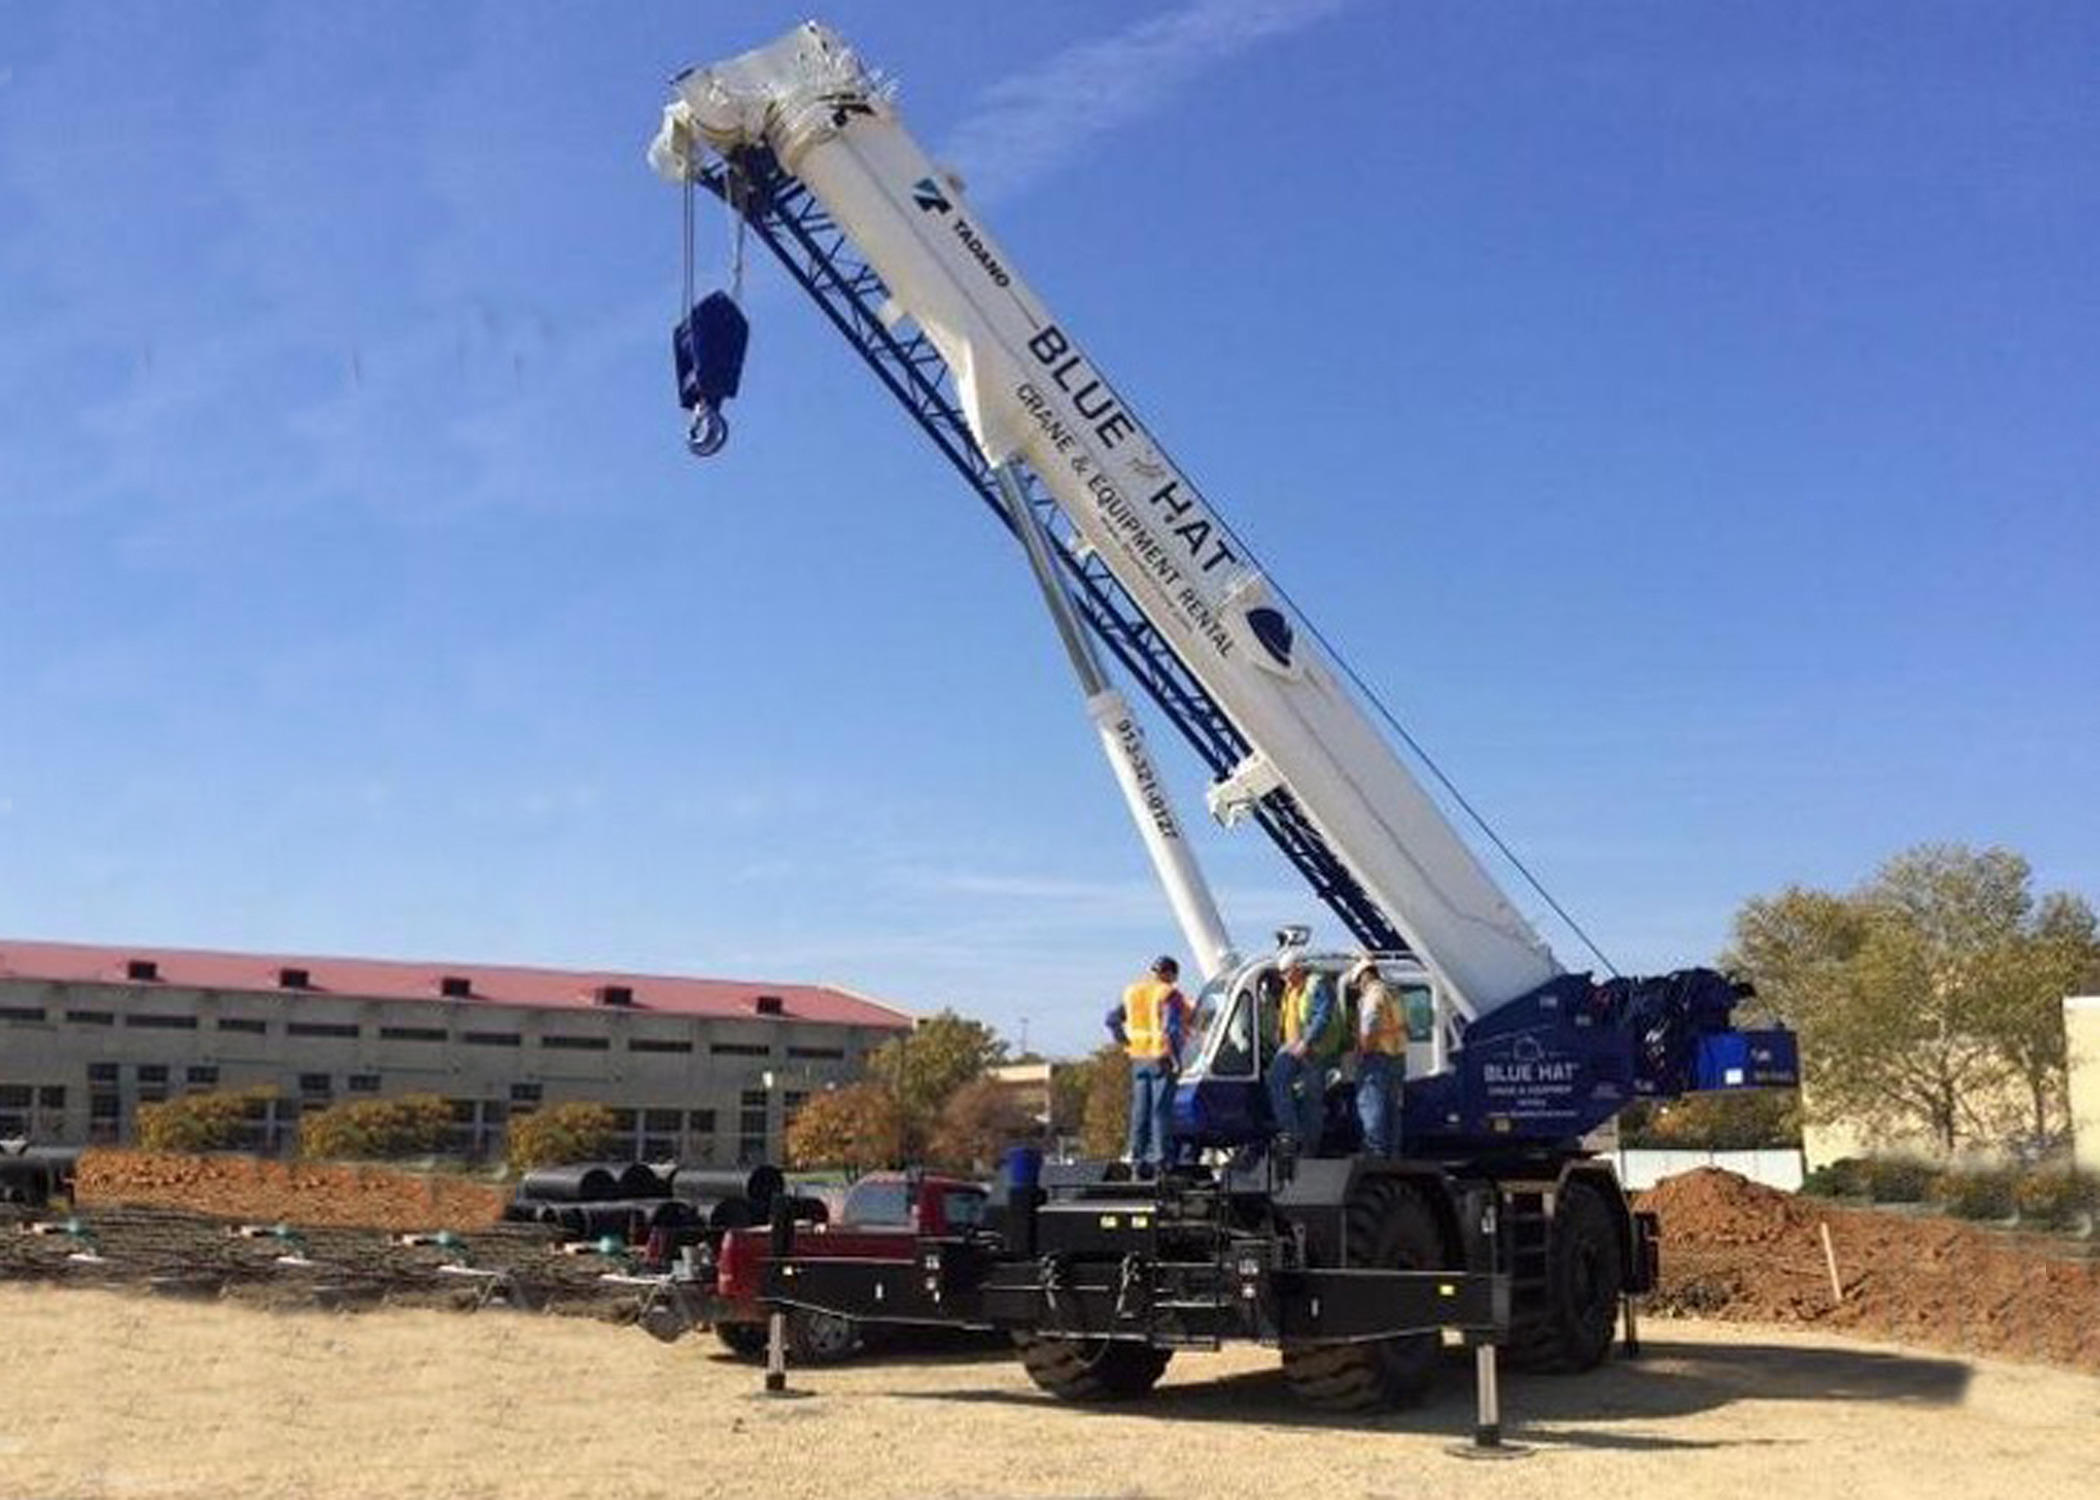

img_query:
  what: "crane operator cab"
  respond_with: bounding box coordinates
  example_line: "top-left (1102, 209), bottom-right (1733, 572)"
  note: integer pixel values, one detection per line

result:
top-left (1171, 930), bottom-right (1446, 1156)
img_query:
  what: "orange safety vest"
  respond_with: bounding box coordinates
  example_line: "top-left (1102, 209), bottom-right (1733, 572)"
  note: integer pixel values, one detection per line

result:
top-left (1359, 980), bottom-right (1406, 1056)
top-left (1123, 978), bottom-right (1181, 1063)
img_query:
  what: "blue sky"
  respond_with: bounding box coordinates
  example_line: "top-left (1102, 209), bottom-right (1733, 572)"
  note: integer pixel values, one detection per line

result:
top-left (3, 2), bottom-right (2095, 1056)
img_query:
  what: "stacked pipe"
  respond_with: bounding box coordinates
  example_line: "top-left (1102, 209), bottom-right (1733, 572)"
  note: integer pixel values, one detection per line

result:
top-left (0, 1145), bottom-right (81, 1208)
top-left (501, 1162), bottom-right (824, 1246)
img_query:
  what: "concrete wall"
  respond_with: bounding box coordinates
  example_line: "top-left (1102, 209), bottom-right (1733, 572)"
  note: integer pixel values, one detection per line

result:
top-left (1616, 1147), bottom-right (1805, 1192)
top-left (0, 976), bottom-right (903, 1162)
top-left (2067, 996), bottom-right (2100, 1176)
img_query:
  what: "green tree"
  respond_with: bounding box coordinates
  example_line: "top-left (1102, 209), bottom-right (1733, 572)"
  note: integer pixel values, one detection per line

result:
top-left (785, 1083), bottom-right (906, 1172)
top-left (1727, 844), bottom-right (2099, 1154)
top-left (866, 1009), bottom-right (1008, 1151)
top-left (505, 1102), bottom-right (616, 1170)
top-left (1994, 892), bottom-right (2100, 1143)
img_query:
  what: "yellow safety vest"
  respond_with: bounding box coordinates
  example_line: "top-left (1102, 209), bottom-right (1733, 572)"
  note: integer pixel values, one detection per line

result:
top-left (1281, 975), bottom-right (1342, 1062)
top-left (1359, 980), bottom-right (1406, 1056)
top-left (1123, 979), bottom-right (1179, 1063)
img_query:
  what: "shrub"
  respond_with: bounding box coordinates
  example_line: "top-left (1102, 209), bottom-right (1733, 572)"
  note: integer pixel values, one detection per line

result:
top-left (1932, 1166), bottom-right (2019, 1220)
top-left (1801, 1157), bottom-right (1869, 1198)
top-left (2013, 1167), bottom-right (2096, 1230)
top-left (505, 1102), bottom-right (616, 1170)
top-left (1861, 1156), bottom-right (1939, 1204)
top-left (298, 1094), bottom-right (453, 1161)
top-left (135, 1087), bottom-right (276, 1153)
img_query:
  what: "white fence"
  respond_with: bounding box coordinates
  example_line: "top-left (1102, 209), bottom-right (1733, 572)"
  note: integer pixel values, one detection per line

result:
top-left (1614, 1147), bottom-right (1805, 1192)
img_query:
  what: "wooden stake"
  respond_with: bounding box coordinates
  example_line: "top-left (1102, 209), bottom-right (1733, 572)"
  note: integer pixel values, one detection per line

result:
top-left (1819, 1220), bottom-right (1843, 1304)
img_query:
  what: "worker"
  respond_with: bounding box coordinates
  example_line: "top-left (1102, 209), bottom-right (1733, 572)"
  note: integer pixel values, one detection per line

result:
top-left (1267, 957), bottom-right (1341, 1154)
top-left (1105, 955), bottom-right (1189, 1172)
top-left (1348, 958), bottom-right (1406, 1157)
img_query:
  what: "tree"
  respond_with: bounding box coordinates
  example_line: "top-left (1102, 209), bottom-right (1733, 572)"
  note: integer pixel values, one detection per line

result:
top-left (506, 1102), bottom-right (616, 1170)
top-left (1619, 1090), bottom-right (1800, 1150)
top-left (1995, 892), bottom-right (2100, 1145)
top-left (135, 1087), bottom-right (275, 1154)
top-left (298, 1094), bottom-right (452, 1161)
top-left (927, 1077), bottom-right (1039, 1173)
top-left (1726, 844), bottom-right (2100, 1154)
top-left (785, 1083), bottom-right (907, 1172)
top-left (1077, 1043), bottom-right (1131, 1159)
top-left (866, 1009), bottom-right (1008, 1151)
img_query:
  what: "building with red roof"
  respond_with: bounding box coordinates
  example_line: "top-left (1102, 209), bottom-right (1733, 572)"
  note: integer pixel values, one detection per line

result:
top-left (0, 938), bottom-right (914, 1160)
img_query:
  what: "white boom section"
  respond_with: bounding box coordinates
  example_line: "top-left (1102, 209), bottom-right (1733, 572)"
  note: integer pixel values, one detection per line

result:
top-left (989, 463), bottom-right (1238, 984)
top-left (651, 23), bottom-right (1561, 1018)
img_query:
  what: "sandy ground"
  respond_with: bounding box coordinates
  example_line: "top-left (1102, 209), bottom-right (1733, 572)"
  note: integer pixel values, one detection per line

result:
top-left (3, 1286), bottom-right (2097, 1500)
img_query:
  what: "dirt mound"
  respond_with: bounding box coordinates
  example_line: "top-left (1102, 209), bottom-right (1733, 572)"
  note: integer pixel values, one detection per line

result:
top-left (1637, 1168), bottom-right (2100, 1373)
top-left (75, 1150), bottom-right (505, 1231)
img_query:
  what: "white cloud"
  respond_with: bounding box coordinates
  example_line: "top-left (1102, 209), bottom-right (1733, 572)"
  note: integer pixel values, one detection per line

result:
top-left (941, 0), bottom-right (1353, 200)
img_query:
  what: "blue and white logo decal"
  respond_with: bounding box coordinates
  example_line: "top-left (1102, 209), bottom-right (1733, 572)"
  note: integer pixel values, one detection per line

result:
top-left (1246, 606), bottom-right (1295, 670)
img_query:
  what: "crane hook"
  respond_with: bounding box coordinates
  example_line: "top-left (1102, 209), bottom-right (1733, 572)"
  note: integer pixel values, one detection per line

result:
top-left (686, 402), bottom-right (730, 458)
top-left (673, 291), bottom-right (749, 461)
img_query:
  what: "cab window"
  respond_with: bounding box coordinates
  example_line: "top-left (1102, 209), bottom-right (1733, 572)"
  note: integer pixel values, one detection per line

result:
top-left (1401, 984), bottom-right (1435, 1044)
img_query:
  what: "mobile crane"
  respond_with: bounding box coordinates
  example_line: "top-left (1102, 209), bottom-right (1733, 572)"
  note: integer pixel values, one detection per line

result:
top-left (647, 22), bottom-right (1797, 1412)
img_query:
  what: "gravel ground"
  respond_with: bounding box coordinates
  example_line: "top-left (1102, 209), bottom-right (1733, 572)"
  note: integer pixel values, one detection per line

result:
top-left (3, 1286), bottom-right (2096, 1500)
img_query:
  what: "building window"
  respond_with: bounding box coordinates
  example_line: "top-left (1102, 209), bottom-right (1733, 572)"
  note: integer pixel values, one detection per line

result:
top-left (379, 1025), bottom-right (448, 1043)
top-left (0, 1006), bottom-right (49, 1023)
top-left (540, 1034), bottom-right (611, 1051)
top-left (136, 1065), bottom-right (169, 1084)
top-left (216, 1017), bottom-right (268, 1035)
top-left (89, 1092), bottom-right (121, 1119)
top-left (711, 1043), bottom-right (771, 1058)
top-left (124, 1014), bottom-right (198, 1030)
top-left (783, 1091), bottom-right (808, 1127)
top-left (462, 1031), bottom-right (520, 1048)
top-left (297, 1073), bottom-right (331, 1095)
top-left (787, 1046), bottom-right (845, 1061)
top-left (643, 1109), bottom-right (683, 1133)
top-left (87, 1062), bottom-right (119, 1084)
top-left (347, 1074), bottom-right (380, 1094)
top-left (509, 1082), bottom-right (542, 1103)
top-left (446, 1099), bottom-right (477, 1123)
top-left (185, 1067), bottom-right (219, 1088)
top-left (38, 1085), bottom-right (66, 1109)
top-left (66, 1009), bottom-right (115, 1026)
top-left (687, 1109), bottom-right (717, 1133)
top-left (610, 1109), bottom-right (638, 1132)
top-left (628, 1037), bottom-right (693, 1054)
top-left (0, 1085), bottom-right (30, 1109)
top-left (738, 1088), bottom-right (769, 1162)
top-left (287, 1022), bottom-right (360, 1039)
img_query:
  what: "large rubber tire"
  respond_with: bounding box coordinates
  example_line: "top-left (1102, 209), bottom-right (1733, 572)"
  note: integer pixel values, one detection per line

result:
top-left (1015, 1335), bottom-right (1173, 1402)
top-left (1281, 1178), bottom-right (1450, 1411)
top-left (1507, 1178), bottom-right (1625, 1373)
top-left (714, 1321), bottom-right (770, 1360)
top-left (788, 1309), bottom-right (861, 1365)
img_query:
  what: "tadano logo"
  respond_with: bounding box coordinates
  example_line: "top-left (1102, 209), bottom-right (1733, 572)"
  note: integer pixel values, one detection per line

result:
top-left (911, 177), bottom-right (951, 214)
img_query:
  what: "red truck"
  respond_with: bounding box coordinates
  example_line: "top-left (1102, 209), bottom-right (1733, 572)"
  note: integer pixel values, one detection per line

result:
top-left (709, 1171), bottom-right (986, 1363)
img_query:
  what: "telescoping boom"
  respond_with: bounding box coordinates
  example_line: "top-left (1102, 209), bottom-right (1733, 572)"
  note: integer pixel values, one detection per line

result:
top-left (651, 24), bottom-right (1554, 1024)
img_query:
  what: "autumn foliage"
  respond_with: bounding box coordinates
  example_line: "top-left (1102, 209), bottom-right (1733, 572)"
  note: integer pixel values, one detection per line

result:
top-left (504, 1102), bottom-right (617, 1170)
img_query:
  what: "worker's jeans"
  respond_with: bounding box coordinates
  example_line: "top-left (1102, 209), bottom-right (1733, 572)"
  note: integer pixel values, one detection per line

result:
top-left (1266, 1050), bottom-right (1325, 1151)
top-left (1128, 1063), bottom-right (1176, 1167)
top-left (1356, 1053), bottom-right (1399, 1157)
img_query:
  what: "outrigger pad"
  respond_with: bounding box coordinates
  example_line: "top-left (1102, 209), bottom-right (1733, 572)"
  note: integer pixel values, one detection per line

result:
top-left (674, 291), bottom-right (750, 410)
